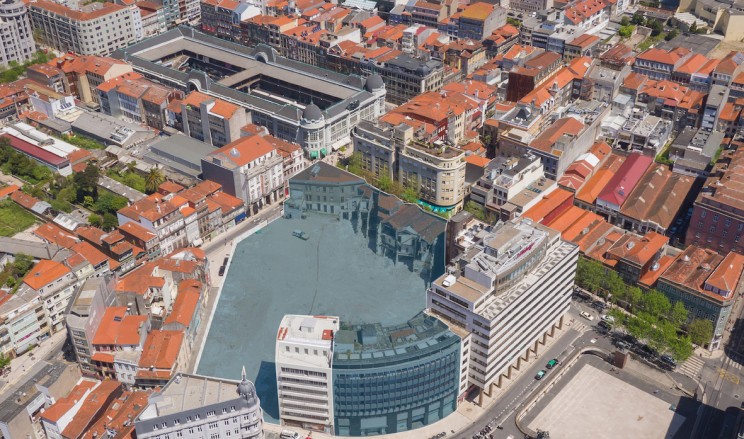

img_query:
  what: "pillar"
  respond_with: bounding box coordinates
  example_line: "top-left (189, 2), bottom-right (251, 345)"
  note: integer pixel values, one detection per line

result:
top-left (478, 389), bottom-right (484, 406)
top-left (557, 315), bottom-right (564, 330)
top-left (496, 374), bottom-right (503, 388)
top-left (506, 366), bottom-right (513, 379)
top-left (549, 325), bottom-right (555, 337)
top-left (533, 339), bottom-right (540, 354)
top-left (541, 333), bottom-right (547, 345)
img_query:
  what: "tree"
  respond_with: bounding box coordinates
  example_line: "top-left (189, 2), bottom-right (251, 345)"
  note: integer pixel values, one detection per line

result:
top-left (668, 336), bottom-right (694, 362)
top-left (88, 214), bottom-right (102, 227)
top-left (688, 318), bottom-right (713, 346)
top-left (94, 192), bottom-right (128, 214)
top-left (618, 25), bottom-right (634, 38)
top-left (0, 352), bottom-right (10, 369)
top-left (74, 165), bottom-right (100, 202)
top-left (377, 175), bottom-right (394, 193)
top-left (668, 301), bottom-right (688, 329)
top-left (631, 12), bottom-right (645, 25)
top-left (620, 15), bottom-right (630, 26)
top-left (665, 29), bottom-right (679, 41)
top-left (11, 254), bottom-right (34, 278)
top-left (123, 172), bottom-right (146, 193)
top-left (648, 19), bottom-right (664, 37)
top-left (641, 289), bottom-right (671, 317)
top-left (576, 257), bottom-right (604, 293)
top-left (626, 286), bottom-right (643, 310)
top-left (689, 22), bottom-right (698, 34)
top-left (603, 270), bottom-right (626, 298)
top-left (102, 213), bottom-right (118, 230)
top-left (145, 168), bottom-right (165, 194)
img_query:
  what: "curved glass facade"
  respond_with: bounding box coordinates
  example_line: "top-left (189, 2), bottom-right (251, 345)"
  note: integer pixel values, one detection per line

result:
top-left (332, 313), bottom-right (461, 436)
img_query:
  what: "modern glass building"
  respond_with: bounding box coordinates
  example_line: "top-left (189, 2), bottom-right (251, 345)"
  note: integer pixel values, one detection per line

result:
top-left (333, 313), bottom-right (461, 436)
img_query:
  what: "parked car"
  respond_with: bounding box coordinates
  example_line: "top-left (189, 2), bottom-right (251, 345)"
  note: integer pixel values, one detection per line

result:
top-left (535, 370), bottom-right (546, 380)
top-left (601, 314), bottom-right (615, 323)
top-left (660, 354), bottom-right (677, 368)
top-left (580, 311), bottom-right (594, 321)
top-left (598, 320), bottom-right (612, 331)
top-left (546, 359), bottom-right (559, 369)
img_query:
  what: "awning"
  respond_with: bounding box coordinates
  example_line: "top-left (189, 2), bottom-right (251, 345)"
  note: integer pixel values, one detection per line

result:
top-left (309, 151), bottom-right (318, 159)
top-left (320, 148), bottom-right (327, 157)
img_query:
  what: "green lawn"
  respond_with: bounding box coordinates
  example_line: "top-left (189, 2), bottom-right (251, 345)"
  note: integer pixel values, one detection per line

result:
top-left (0, 200), bottom-right (37, 237)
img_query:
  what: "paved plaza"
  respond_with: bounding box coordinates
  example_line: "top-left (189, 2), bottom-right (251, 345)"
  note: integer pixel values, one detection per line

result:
top-left (528, 362), bottom-right (686, 439)
top-left (196, 213), bottom-right (430, 423)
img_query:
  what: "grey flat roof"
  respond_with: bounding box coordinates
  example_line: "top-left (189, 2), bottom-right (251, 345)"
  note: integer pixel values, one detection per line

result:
top-left (145, 374), bottom-right (243, 417)
top-left (99, 175), bottom-right (146, 203)
top-left (145, 134), bottom-right (214, 177)
top-left (0, 237), bottom-right (61, 259)
top-left (72, 112), bottom-right (150, 148)
top-left (0, 361), bottom-right (72, 423)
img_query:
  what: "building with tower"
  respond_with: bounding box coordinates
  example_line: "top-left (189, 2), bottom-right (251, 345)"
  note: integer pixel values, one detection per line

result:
top-left (113, 27), bottom-right (386, 157)
top-left (0, 0), bottom-right (35, 68)
top-left (135, 370), bottom-right (264, 439)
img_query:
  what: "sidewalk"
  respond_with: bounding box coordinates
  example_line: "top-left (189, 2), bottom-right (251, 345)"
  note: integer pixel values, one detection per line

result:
top-left (0, 329), bottom-right (67, 394)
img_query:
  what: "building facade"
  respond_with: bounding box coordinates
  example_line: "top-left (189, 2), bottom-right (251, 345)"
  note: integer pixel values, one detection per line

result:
top-left (0, 0), bottom-right (35, 68)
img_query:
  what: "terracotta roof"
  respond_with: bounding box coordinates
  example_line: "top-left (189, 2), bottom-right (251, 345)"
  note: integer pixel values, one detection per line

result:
top-left (639, 254), bottom-right (676, 288)
top-left (27, 0), bottom-right (127, 21)
top-left (23, 259), bottom-right (70, 290)
top-left (0, 185), bottom-right (19, 198)
top-left (465, 155), bottom-right (491, 167)
top-left (138, 330), bottom-right (184, 370)
top-left (567, 33), bottom-right (600, 48)
top-left (92, 307), bottom-right (148, 346)
top-left (79, 391), bottom-right (149, 439)
top-left (706, 252), bottom-right (744, 295)
top-left (34, 223), bottom-right (78, 248)
top-left (118, 221), bottom-right (157, 243)
top-left (76, 226), bottom-right (107, 245)
top-left (207, 135), bottom-right (277, 167)
top-left (521, 188), bottom-right (574, 223)
top-left (115, 262), bottom-right (165, 295)
top-left (530, 117), bottom-right (584, 154)
top-left (181, 90), bottom-right (212, 107)
top-left (70, 241), bottom-right (109, 267)
top-left (210, 191), bottom-right (244, 214)
top-left (62, 381), bottom-right (123, 439)
top-left (619, 163), bottom-right (694, 230)
top-left (164, 280), bottom-right (202, 327)
top-left (575, 153), bottom-right (626, 205)
top-left (118, 194), bottom-right (179, 223)
top-left (10, 190), bottom-right (41, 210)
top-left (41, 380), bottom-right (98, 423)
top-left (460, 2), bottom-right (494, 20)
top-left (660, 245), bottom-right (726, 301)
top-left (606, 231), bottom-right (668, 267)
top-left (158, 181), bottom-right (185, 194)
top-left (635, 47), bottom-right (691, 66)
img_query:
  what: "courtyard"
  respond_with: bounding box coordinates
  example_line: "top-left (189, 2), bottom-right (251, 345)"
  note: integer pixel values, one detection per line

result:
top-left (196, 213), bottom-right (435, 423)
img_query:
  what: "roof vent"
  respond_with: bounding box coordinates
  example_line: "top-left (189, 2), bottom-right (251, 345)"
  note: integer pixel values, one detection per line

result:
top-left (683, 254), bottom-right (690, 262)
top-left (230, 148), bottom-right (240, 157)
top-left (701, 263), bottom-right (711, 271)
top-left (626, 241), bottom-right (635, 250)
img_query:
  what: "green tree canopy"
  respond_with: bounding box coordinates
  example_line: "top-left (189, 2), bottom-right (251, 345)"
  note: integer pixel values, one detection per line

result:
top-left (145, 168), bottom-right (165, 194)
top-left (688, 318), bottom-right (713, 346)
top-left (641, 289), bottom-right (671, 317)
top-left (668, 301), bottom-right (689, 328)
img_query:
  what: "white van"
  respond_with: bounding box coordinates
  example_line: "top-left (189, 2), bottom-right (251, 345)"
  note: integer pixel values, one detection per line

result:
top-left (280, 431), bottom-right (299, 439)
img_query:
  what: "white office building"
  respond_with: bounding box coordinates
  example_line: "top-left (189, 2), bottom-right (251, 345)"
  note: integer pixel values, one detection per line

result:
top-left (135, 372), bottom-right (264, 439)
top-left (0, 0), bottom-right (35, 68)
top-left (427, 219), bottom-right (578, 397)
top-left (275, 315), bottom-right (339, 434)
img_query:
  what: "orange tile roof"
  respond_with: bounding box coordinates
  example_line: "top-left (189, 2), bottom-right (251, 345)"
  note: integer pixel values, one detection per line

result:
top-left (208, 135), bottom-right (277, 167)
top-left (118, 194), bottom-right (179, 223)
top-left (521, 188), bottom-right (574, 223)
top-left (23, 260), bottom-right (70, 290)
top-left (164, 280), bottom-right (202, 327)
top-left (27, 0), bottom-right (127, 21)
top-left (530, 117), bottom-right (584, 154)
top-left (568, 33), bottom-right (600, 48)
top-left (115, 262), bottom-right (165, 295)
top-left (606, 231), bottom-right (668, 267)
top-left (706, 252), bottom-right (744, 295)
top-left (465, 155), bottom-right (490, 167)
top-left (118, 221), bottom-right (157, 243)
top-left (575, 153), bottom-right (625, 205)
top-left (622, 71), bottom-right (648, 91)
top-left (92, 307), bottom-right (148, 346)
top-left (70, 241), bottom-right (109, 267)
top-left (635, 47), bottom-right (691, 66)
top-left (62, 381), bottom-right (123, 439)
top-left (209, 99), bottom-right (240, 119)
top-left (91, 351), bottom-right (115, 363)
top-left (10, 190), bottom-right (40, 210)
top-left (181, 90), bottom-right (212, 107)
top-left (210, 191), bottom-right (244, 214)
top-left (34, 222), bottom-right (79, 248)
top-left (0, 184), bottom-right (19, 198)
top-left (639, 254), bottom-right (676, 288)
top-left (79, 391), bottom-right (149, 439)
top-left (158, 181), bottom-right (185, 194)
top-left (138, 330), bottom-right (184, 370)
top-left (41, 380), bottom-right (98, 423)
top-left (460, 1), bottom-right (493, 20)
top-left (660, 245), bottom-right (726, 301)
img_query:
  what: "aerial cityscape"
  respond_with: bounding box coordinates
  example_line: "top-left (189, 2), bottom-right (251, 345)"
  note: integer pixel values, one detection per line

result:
top-left (1, 0), bottom-right (744, 436)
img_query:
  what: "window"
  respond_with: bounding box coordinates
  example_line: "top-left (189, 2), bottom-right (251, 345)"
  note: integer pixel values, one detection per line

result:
top-left (207, 411), bottom-right (216, 417)
top-left (710, 226), bottom-right (716, 233)
top-left (701, 210), bottom-right (707, 218)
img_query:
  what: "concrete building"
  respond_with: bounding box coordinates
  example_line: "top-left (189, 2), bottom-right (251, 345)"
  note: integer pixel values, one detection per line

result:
top-left (135, 372), bottom-right (264, 439)
top-left (201, 135), bottom-right (285, 215)
top-left (27, 0), bottom-right (142, 56)
top-left (428, 219), bottom-right (577, 399)
top-left (657, 247), bottom-right (744, 350)
top-left (275, 315), bottom-right (339, 434)
top-left (181, 91), bottom-right (248, 148)
top-left (452, 2), bottom-right (506, 40)
top-left (669, 128), bottom-right (724, 177)
top-left (113, 28), bottom-right (386, 156)
top-left (0, 0), bottom-right (35, 68)
top-left (117, 194), bottom-right (188, 255)
top-left (98, 72), bottom-right (183, 131)
top-left (65, 277), bottom-right (116, 377)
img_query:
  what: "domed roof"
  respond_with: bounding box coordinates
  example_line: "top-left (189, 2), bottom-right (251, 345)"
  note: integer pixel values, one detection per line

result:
top-left (302, 103), bottom-right (323, 122)
top-left (237, 366), bottom-right (256, 400)
top-left (365, 74), bottom-right (384, 91)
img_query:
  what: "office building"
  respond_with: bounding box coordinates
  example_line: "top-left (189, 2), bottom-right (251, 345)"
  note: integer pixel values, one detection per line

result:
top-left (0, 0), bottom-right (35, 68)
top-left (275, 315), bottom-right (338, 434)
top-left (427, 219), bottom-right (578, 397)
top-left (135, 372), bottom-right (264, 439)
top-left (66, 277), bottom-right (116, 377)
top-left (181, 91), bottom-right (248, 147)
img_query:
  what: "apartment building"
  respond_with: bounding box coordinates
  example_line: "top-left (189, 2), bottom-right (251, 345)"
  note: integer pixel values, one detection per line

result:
top-left (275, 315), bottom-right (339, 434)
top-left (180, 91), bottom-right (248, 147)
top-left (632, 47), bottom-right (693, 81)
top-left (201, 0), bottom-right (259, 42)
top-left (0, 286), bottom-right (48, 357)
top-left (117, 194), bottom-right (188, 255)
top-left (20, 260), bottom-right (78, 335)
top-left (686, 148), bottom-right (744, 254)
top-left (657, 247), bottom-right (744, 350)
top-left (202, 135), bottom-right (285, 215)
top-left (27, 0), bottom-right (142, 56)
top-left (450, 2), bottom-right (506, 40)
top-left (66, 277), bottom-right (116, 377)
top-left (0, 0), bottom-right (35, 68)
top-left (135, 372), bottom-right (264, 439)
top-left (427, 219), bottom-right (578, 396)
top-left (98, 72), bottom-right (183, 130)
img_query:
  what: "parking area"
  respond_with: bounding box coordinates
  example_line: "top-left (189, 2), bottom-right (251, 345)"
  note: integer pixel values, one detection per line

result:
top-left (526, 357), bottom-right (690, 439)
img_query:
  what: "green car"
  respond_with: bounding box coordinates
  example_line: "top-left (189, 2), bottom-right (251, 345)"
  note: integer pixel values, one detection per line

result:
top-left (546, 359), bottom-right (559, 369)
top-left (535, 370), bottom-right (546, 380)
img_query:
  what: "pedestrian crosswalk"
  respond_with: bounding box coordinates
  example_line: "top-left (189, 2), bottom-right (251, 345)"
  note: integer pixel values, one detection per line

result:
top-left (679, 355), bottom-right (705, 378)
top-left (567, 320), bottom-right (588, 333)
